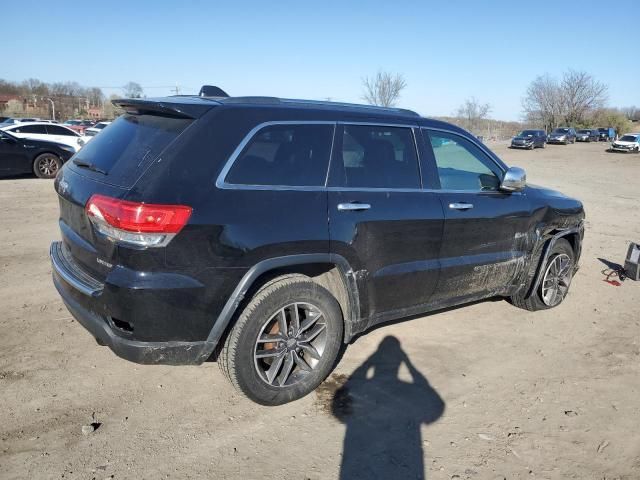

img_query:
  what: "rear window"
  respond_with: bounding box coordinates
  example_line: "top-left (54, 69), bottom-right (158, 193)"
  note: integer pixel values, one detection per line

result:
top-left (70, 114), bottom-right (192, 187)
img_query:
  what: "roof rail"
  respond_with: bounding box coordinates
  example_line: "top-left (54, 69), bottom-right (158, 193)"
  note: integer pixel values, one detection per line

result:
top-left (216, 96), bottom-right (419, 116)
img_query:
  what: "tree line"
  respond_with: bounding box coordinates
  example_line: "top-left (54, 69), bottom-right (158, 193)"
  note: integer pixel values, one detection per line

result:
top-left (361, 69), bottom-right (638, 137)
top-left (0, 79), bottom-right (145, 121)
top-left (1, 73), bottom-right (636, 135)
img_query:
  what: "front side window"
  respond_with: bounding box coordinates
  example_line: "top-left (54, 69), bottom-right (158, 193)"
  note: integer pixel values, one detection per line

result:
top-left (332, 125), bottom-right (420, 189)
top-left (425, 130), bottom-right (502, 191)
top-left (225, 124), bottom-right (334, 187)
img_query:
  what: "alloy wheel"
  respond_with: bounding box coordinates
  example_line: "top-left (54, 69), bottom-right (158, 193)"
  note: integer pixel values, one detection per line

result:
top-left (541, 253), bottom-right (572, 306)
top-left (254, 302), bottom-right (328, 387)
top-left (37, 155), bottom-right (60, 177)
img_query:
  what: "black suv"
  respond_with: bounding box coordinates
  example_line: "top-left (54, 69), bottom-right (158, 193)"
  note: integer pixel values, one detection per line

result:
top-left (50, 92), bottom-right (584, 405)
top-left (547, 127), bottom-right (576, 144)
top-left (510, 129), bottom-right (547, 149)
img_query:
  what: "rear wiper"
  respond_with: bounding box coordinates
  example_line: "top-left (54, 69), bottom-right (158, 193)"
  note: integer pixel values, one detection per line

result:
top-left (73, 159), bottom-right (108, 175)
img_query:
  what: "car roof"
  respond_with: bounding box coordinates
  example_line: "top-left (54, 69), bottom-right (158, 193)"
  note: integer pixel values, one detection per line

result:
top-left (2, 121), bottom-right (73, 129)
top-left (112, 95), bottom-right (477, 135)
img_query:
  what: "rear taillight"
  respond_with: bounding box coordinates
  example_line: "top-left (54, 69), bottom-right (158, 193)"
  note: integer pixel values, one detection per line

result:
top-left (85, 194), bottom-right (192, 248)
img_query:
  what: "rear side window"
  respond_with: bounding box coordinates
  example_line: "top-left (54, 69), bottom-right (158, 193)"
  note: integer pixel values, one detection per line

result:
top-left (47, 125), bottom-right (77, 136)
top-left (13, 125), bottom-right (47, 134)
top-left (225, 124), bottom-right (334, 186)
top-left (425, 129), bottom-right (502, 191)
top-left (71, 114), bottom-right (192, 187)
top-left (332, 125), bottom-right (420, 189)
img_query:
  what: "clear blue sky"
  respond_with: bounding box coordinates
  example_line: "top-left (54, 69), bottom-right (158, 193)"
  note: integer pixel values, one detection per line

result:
top-left (4, 0), bottom-right (638, 121)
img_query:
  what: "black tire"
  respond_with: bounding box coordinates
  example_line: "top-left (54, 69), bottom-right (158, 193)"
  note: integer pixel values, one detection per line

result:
top-left (219, 274), bottom-right (343, 405)
top-left (33, 153), bottom-right (62, 179)
top-left (511, 238), bottom-right (575, 311)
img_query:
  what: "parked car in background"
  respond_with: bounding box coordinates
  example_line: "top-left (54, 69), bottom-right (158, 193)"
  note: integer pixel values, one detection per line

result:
top-left (84, 121), bottom-right (112, 137)
top-left (0, 129), bottom-right (74, 178)
top-left (510, 129), bottom-right (547, 149)
top-left (547, 127), bottom-right (576, 145)
top-left (609, 133), bottom-right (640, 153)
top-left (575, 129), bottom-right (599, 142)
top-left (63, 119), bottom-right (95, 135)
top-left (1, 122), bottom-right (89, 152)
top-left (50, 92), bottom-right (585, 405)
top-left (597, 127), bottom-right (616, 142)
top-left (0, 117), bottom-right (44, 126)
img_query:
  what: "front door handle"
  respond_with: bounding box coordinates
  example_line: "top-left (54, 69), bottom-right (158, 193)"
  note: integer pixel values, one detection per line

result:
top-left (449, 202), bottom-right (474, 210)
top-left (337, 202), bottom-right (371, 212)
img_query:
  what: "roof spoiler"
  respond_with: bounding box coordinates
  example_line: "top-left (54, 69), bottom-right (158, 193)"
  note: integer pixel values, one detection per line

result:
top-left (112, 97), bottom-right (216, 119)
top-left (199, 85), bottom-right (229, 98)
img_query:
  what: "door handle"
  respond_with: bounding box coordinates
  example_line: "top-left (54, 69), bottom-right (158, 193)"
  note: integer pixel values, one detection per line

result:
top-left (337, 202), bottom-right (371, 212)
top-left (449, 202), bottom-right (474, 210)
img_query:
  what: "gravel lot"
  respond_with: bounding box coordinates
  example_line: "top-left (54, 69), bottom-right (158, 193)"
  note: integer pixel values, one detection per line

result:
top-left (1, 141), bottom-right (639, 480)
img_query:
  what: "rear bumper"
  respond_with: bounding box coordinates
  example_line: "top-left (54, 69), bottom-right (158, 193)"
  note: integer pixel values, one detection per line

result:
top-left (50, 241), bottom-right (215, 365)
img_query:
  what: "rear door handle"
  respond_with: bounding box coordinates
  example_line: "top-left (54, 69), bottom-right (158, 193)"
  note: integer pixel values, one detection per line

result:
top-left (449, 202), bottom-right (474, 210)
top-left (337, 202), bottom-right (371, 212)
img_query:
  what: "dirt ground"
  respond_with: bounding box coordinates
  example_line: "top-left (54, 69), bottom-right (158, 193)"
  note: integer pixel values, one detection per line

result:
top-left (1, 141), bottom-right (639, 480)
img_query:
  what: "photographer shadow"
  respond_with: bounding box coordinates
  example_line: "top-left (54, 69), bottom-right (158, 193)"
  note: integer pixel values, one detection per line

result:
top-left (332, 336), bottom-right (445, 480)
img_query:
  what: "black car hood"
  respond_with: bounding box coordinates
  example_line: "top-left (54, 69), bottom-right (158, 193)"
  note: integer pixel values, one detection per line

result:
top-left (527, 184), bottom-right (569, 198)
top-left (513, 136), bottom-right (534, 141)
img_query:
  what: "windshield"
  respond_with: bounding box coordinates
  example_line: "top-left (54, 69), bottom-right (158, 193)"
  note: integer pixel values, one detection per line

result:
top-left (598, 128), bottom-right (608, 132)
top-left (577, 130), bottom-right (590, 134)
top-left (552, 128), bottom-right (569, 134)
top-left (517, 130), bottom-right (537, 137)
top-left (64, 120), bottom-right (81, 125)
top-left (619, 135), bottom-right (638, 142)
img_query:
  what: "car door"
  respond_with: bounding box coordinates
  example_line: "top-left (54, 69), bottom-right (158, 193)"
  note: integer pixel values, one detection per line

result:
top-left (0, 132), bottom-right (30, 174)
top-left (328, 123), bottom-right (444, 328)
top-left (422, 128), bottom-right (531, 303)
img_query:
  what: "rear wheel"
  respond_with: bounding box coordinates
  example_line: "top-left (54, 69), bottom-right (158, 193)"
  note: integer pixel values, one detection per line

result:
top-left (219, 274), bottom-right (343, 405)
top-left (511, 238), bottom-right (575, 311)
top-left (33, 153), bottom-right (62, 179)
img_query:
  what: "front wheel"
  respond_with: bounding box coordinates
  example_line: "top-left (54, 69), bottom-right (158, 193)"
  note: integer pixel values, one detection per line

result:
top-left (33, 153), bottom-right (62, 179)
top-left (219, 274), bottom-right (343, 405)
top-left (511, 238), bottom-right (575, 311)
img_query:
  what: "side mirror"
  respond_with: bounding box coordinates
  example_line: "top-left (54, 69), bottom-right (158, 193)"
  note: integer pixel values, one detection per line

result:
top-left (500, 166), bottom-right (526, 192)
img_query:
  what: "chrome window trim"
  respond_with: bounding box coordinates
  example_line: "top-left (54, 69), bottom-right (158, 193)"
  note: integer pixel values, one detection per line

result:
top-left (215, 120), bottom-right (337, 190)
top-left (214, 120), bottom-right (517, 194)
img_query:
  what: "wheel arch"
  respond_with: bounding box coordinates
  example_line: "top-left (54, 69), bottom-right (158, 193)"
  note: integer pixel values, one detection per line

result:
top-left (200, 254), bottom-right (361, 362)
top-left (525, 225), bottom-right (583, 299)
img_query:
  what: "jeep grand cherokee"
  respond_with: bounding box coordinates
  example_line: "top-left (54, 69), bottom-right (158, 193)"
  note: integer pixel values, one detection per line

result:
top-left (50, 91), bottom-right (584, 405)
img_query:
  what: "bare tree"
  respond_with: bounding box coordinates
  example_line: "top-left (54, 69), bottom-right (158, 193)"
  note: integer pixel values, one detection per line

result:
top-left (523, 70), bottom-right (608, 130)
top-left (122, 81), bottom-right (143, 99)
top-left (621, 105), bottom-right (639, 121)
top-left (362, 71), bottom-right (407, 107)
top-left (456, 97), bottom-right (491, 133)
top-left (561, 70), bottom-right (608, 125)
top-left (522, 74), bottom-right (564, 132)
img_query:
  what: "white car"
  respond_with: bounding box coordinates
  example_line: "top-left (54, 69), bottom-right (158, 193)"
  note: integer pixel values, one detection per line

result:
top-left (0, 122), bottom-right (90, 152)
top-left (610, 133), bottom-right (640, 153)
top-left (84, 121), bottom-right (111, 138)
